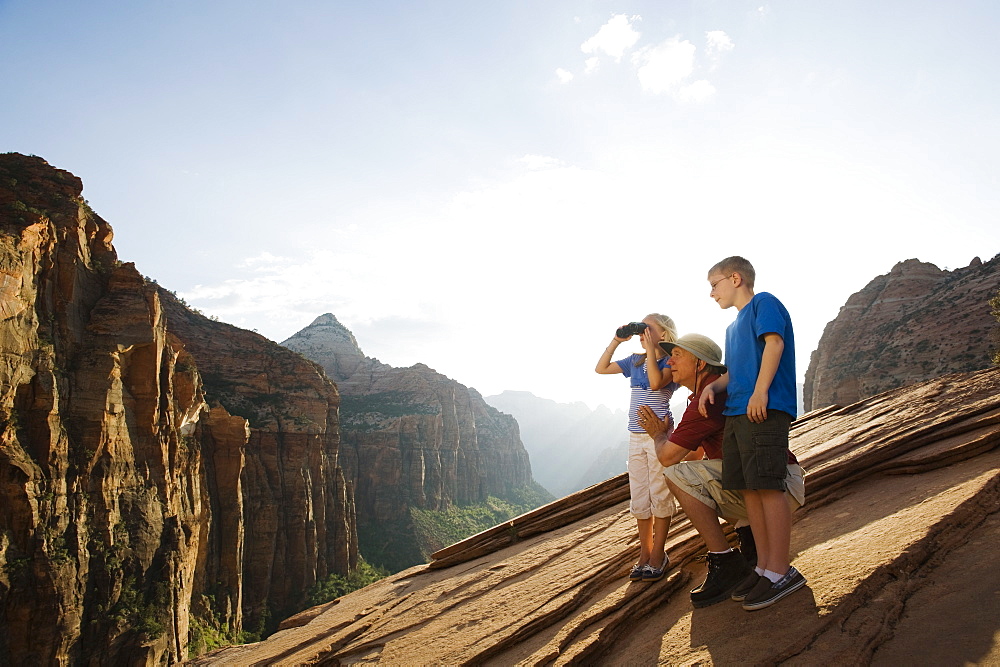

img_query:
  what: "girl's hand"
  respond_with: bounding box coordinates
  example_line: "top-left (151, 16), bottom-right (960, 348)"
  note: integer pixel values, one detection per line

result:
top-left (639, 328), bottom-right (655, 351)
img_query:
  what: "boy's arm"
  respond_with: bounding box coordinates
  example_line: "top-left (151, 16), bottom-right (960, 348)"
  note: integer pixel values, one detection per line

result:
top-left (747, 333), bottom-right (784, 423)
top-left (697, 373), bottom-right (729, 417)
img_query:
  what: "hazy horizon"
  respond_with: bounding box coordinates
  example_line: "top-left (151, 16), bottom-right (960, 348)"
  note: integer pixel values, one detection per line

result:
top-left (3, 1), bottom-right (998, 412)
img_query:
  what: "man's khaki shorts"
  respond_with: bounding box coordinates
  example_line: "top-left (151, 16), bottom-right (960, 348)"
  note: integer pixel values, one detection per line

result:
top-left (663, 459), bottom-right (805, 520)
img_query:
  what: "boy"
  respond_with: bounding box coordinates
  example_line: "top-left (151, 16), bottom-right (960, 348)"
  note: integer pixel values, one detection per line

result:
top-left (698, 256), bottom-right (806, 610)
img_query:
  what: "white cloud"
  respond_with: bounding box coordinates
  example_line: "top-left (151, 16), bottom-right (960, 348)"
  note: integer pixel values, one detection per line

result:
top-left (706, 30), bottom-right (734, 55)
top-left (678, 80), bottom-right (716, 102)
top-left (555, 67), bottom-right (574, 83)
top-left (632, 37), bottom-right (696, 94)
top-left (581, 14), bottom-right (641, 61)
top-left (584, 57), bottom-right (600, 74)
top-left (705, 30), bottom-right (734, 70)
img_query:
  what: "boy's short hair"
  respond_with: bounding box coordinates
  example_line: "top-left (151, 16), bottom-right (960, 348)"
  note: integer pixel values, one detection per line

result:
top-left (708, 256), bottom-right (756, 289)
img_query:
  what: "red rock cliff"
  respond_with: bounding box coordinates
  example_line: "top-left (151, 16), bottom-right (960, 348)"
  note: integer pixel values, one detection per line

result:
top-left (0, 154), bottom-right (357, 664)
top-left (804, 255), bottom-right (1000, 411)
top-left (282, 314), bottom-right (535, 570)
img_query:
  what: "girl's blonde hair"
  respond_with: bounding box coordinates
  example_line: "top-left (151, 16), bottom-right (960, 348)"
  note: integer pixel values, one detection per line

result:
top-left (647, 313), bottom-right (678, 344)
top-left (633, 313), bottom-right (678, 366)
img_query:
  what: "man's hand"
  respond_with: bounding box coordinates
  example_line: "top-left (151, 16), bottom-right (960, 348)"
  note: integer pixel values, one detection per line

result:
top-left (636, 405), bottom-right (669, 439)
top-left (747, 390), bottom-right (768, 423)
top-left (698, 385), bottom-right (716, 417)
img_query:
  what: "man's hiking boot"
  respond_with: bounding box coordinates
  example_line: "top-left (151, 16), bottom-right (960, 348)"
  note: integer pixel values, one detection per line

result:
top-left (735, 525), bottom-right (756, 567)
top-left (690, 550), bottom-right (753, 608)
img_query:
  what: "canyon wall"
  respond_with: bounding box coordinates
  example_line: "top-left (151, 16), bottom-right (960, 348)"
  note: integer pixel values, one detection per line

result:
top-left (803, 255), bottom-right (999, 412)
top-left (282, 314), bottom-right (537, 570)
top-left (0, 154), bottom-right (356, 664)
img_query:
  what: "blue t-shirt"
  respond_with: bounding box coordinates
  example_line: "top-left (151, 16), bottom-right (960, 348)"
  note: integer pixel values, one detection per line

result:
top-left (723, 292), bottom-right (797, 418)
top-left (615, 353), bottom-right (679, 432)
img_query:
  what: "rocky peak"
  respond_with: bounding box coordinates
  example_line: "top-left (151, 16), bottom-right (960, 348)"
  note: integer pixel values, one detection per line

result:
top-left (803, 254), bottom-right (1000, 411)
top-left (283, 316), bottom-right (538, 571)
top-left (282, 313), bottom-right (368, 382)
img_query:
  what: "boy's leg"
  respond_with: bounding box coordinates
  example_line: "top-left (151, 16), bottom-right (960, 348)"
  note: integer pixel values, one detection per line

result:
top-left (741, 489), bottom-right (770, 572)
top-left (734, 410), bottom-right (794, 575)
top-left (758, 488), bottom-right (791, 574)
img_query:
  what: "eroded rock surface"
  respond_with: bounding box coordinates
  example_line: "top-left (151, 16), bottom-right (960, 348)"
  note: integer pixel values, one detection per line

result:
top-left (804, 255), bottom-right (1000, 411)
top-left (282, 314), bottom-right (537, 570)
top-left (0, 154), bottom-right (356, 664)
top-left (193, 367), bottom-right (1000, 665)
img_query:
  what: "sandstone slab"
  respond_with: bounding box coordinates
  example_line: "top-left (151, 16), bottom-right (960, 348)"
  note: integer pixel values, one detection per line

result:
top-left (192, 367), bottom-right (1000, 665)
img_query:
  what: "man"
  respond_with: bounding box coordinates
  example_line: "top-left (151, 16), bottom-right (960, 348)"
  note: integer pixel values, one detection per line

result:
top-left (638, 333), bottom-right (804, 607)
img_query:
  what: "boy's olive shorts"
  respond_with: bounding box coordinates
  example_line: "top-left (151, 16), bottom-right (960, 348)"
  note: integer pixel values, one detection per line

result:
top-left (721, 411), bottom-right (794, 492)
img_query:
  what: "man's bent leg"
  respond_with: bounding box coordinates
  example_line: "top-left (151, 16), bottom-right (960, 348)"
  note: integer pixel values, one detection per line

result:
top-left (665, 464), bottom-right (752, 607)
top-left (667, 480), bottom-right (729, 552)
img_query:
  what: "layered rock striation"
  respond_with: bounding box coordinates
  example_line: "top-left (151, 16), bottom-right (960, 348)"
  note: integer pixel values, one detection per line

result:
top-left (804, 255), bottom-right (1000, 411)
top-left (0, 154), bottom-right (356, 664)
top-left (282, 314), bottom-right (536, 570)
top-left (192, 367), bottom-right (1000, 665)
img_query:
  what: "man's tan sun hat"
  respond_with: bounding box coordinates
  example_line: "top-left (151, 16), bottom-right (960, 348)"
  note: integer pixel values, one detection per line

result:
top-left (659, 333), bottom-right (727, 374)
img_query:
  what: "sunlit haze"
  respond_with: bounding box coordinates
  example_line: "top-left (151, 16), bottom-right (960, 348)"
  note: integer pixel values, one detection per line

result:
top-left (3, 1), bottom-right (998, 413)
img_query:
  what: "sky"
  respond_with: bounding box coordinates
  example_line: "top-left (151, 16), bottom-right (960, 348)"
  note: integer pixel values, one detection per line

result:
top-left (2, 0), bottom-right (998, 413)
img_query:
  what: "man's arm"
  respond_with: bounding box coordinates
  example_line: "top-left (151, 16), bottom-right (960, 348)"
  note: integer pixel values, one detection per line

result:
top-left (656, 439), bottom-right (693, 468)
top-left (747, 332), bottom-right (783, 423)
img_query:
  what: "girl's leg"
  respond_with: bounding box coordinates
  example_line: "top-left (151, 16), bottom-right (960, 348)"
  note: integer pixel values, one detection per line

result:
top-left (636, 517), bottom-right (653, 565)
top-left (645, 433), bottom-right (673, 569)
top-left (627, 433), bottom-right (654, 565)
top-left (650, 516), bottom-right (670, 568)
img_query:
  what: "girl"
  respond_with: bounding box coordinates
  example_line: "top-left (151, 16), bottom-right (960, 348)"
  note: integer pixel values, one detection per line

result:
top-left (596, 313), bottom-right (680, 581)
